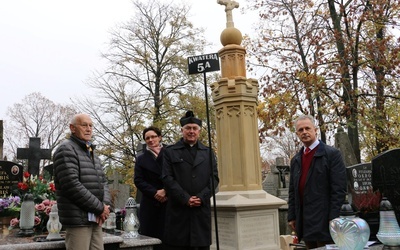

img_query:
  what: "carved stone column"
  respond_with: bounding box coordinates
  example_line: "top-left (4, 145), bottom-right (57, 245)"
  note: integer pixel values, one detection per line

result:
top-left (210, 2), bottom-right (286, 249)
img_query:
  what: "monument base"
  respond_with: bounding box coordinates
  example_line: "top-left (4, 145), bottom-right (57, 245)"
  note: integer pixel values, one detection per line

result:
top-left (211, 190), bottom-right (286, 250)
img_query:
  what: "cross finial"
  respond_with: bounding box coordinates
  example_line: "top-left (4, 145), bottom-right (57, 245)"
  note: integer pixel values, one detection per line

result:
top-left (217, 0), bottom-right (239, 28)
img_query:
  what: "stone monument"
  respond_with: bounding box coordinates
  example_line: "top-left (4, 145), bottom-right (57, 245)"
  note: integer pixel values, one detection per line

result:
top-left (334, 127), bottom-right (358, 167)
top-left (0, 161), bottom-right (23, 196)
top-left (211, 1), bottom-right (286, 249)
top-left (109, 171), bottom-right (131, 209)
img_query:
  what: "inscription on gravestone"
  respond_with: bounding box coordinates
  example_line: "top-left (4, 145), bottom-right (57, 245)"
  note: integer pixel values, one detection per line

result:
top-left (0, 161), bottom-right (23, 196)
top-left (346, 163), bottom-right (372, 194)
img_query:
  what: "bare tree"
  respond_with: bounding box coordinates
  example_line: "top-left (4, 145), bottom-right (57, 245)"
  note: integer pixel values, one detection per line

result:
top-left (102, 0), bottom-right (207, 126)
top-left (75, 0), bottom-right (209, 180)
top-left (4, 92), bottom-right (76, 163)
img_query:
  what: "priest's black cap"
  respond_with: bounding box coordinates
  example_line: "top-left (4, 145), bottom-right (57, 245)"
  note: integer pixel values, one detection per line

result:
top-left (180, 110), bottom-right (202, 127)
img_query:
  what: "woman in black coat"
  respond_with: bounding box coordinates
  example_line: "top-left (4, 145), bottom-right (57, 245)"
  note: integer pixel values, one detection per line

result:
top-left (134, 126), bottom-right (167, 250)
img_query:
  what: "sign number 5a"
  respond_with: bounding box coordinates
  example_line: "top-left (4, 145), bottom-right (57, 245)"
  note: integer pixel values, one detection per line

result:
top-left (187, 53), bottom-right (220, 75)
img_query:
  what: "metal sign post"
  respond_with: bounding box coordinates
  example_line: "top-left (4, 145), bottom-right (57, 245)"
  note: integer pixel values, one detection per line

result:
top-left (187, 52), bottom-right (220, 250)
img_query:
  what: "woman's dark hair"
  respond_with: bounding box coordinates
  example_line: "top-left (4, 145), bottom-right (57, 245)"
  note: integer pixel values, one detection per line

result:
top-left (142, 126), bottom-right (162, 140)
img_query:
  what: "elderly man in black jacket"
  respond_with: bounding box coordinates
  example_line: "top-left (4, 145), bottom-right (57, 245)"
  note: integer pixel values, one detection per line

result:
top-left (162, 111), bottom-right (219, 250)
top-left (54, 113), bottom-right (111, 250)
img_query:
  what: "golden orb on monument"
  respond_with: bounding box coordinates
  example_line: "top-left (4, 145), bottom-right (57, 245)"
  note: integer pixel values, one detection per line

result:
top-left (220, 27), bottom-right (242, 46)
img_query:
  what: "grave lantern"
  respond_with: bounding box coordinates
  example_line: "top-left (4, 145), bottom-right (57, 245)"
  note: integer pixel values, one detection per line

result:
top-left (18, 193), bottom-right (35, 236)
top-left (376, 197), bottom-right (400, 247)
top-left (103, 212), bottom-right (116, 232)
top-left (329, 199), bottom-right (370, 250)
top-left (123, 197), bottom-right (140, 238)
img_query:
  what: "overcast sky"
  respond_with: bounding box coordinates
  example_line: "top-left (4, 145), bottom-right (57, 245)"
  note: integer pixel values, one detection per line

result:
top-left (0, 0), bottom-right (256, 120)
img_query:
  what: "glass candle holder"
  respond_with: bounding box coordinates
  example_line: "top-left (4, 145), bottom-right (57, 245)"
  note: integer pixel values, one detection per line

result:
top-left (123, 197), bottom-right (140, 238)
top-left (18, 193), bottom-right (35, 237)
top-left (330, 200), bottom-right (370, 250)
top-left (377, 197), bottom-right (400, 246)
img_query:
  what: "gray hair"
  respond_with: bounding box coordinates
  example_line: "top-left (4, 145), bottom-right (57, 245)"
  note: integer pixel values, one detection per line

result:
top-left (294, 115), bottom-right (316, 128)
top-left (70, 113), bottom-right (90, 126)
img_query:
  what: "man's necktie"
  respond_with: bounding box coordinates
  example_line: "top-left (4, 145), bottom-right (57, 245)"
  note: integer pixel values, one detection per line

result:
top-left (304, 147), bottom-right (311, 155)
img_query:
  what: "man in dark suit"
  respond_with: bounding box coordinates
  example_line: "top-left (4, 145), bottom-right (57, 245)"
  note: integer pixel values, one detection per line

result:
top-left (288, 115), bottom-right (346, 249)
top-left (162, 111), bottom-right (219, 250)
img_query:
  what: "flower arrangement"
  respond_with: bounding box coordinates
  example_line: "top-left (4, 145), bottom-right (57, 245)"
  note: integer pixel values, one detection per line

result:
top-left (9, 199), bottom-right (57, 232)
top-left (7, 170), bottom-right (57, 231)
top-left (0, 196), bottom-right (21, 217)
top-left (16, 171), bottom-right (56, 203)
top-left (351, 188), bottom-right (382, 214)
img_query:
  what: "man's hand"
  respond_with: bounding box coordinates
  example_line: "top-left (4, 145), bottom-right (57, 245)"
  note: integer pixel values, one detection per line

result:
top-left (187, 196), bottom-right (201, 207)
top-left (96, 204), bottom-right (110, 226)
top-left (154, 189), bottom-right (168, 203)
top-left (288, 220), bottom-right (296, 231)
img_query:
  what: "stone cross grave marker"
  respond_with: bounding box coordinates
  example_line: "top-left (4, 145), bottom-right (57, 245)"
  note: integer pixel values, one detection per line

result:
top-left (17, 137), bottom-right (51, 176)
top-left (217, 0), bottom-right (239, 28)
top-left (262, 157), bottom-right (289, 199)
top-left (372, 148), bottom-right (400, 221)
top-left (0, 161), bottom-right (23, 196)
top-left (109, 171), bottom-right (130, 209)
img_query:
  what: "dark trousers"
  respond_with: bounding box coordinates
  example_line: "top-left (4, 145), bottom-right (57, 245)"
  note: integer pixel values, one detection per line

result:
top-left (304, 240), bottom-right (334, 249)
top-left (164, 245), bottom-right (210, 250)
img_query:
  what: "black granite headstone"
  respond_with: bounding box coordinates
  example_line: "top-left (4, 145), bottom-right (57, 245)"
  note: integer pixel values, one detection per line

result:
top-left (346, 163), bottom-right (372, 195)
top-left (43, 164), bottom-right (54, 177)
top-left (372, 148), bottom-right (400, 221)
top-left (0, 161), bottom-right (24, 196)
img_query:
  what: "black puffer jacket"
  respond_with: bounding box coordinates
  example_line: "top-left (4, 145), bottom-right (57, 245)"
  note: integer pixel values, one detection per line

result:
top-left (53, 135), bottom-right (111, 227)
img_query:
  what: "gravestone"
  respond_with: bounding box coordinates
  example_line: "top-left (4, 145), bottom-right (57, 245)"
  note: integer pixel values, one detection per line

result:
top-left (346, 163), bottom-right (372, 195)
top-left (262, 157), bottom-right (289, 199)
top-left (134, 141), bottom-right (146, 203)
top-left (372, 148), bottom-right (400, 222)
top-left (262, 166), bottom-right (279, 197)
top-left (335, 127), bottom-right (358, 167)
top-left (0, 161), bottom-right (23, 196)
top-left (136, 142), bottom-right (146, 156)
top-left (276, 157), bottom-right (290, 236)
top-left (276, 157), bottom-right (290, 189)
top-left (0, 120), bottom-right (3, 160)
top-left (17, 137), bottom-right (51, 176)
top-left (347, 163), bottom-right (381, 241)
top-left (109, 171), bottom-right (130, 209)
top-left (44, 164), bottom-right (54, 177)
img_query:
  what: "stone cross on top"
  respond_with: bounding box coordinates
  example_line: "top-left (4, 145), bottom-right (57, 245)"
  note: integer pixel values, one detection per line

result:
top-left (17, 137), bottom-right (51, 176)
top-left (218, 0), bottom-right (239, 28)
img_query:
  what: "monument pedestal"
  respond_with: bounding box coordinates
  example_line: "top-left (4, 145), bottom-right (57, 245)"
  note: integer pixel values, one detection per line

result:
top-left (211, 190), bottom-right (286, 250)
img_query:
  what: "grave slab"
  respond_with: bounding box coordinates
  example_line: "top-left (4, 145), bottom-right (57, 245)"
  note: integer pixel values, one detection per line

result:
top-left (0, 161), bottom-right (23, 197)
